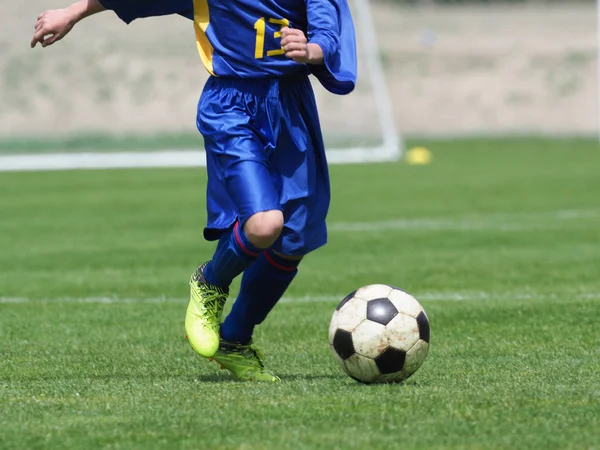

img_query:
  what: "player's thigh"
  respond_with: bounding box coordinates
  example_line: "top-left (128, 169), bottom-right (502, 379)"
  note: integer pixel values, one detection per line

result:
top-left (197, 85), bottom-right (281, 224)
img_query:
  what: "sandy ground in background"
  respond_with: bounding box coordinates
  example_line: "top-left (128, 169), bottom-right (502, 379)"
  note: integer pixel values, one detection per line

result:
top-left (0, 2), bottom-right (597, 138)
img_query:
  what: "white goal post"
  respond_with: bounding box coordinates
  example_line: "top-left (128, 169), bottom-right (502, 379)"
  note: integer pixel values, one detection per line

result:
top-left (0, 0), bottom-right (402, 172)
top-left (327, 0), bottom-right (403, 164)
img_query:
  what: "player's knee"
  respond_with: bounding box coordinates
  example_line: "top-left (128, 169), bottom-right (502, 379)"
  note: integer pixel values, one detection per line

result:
top-left (244, 210), bottom-right (284, 248)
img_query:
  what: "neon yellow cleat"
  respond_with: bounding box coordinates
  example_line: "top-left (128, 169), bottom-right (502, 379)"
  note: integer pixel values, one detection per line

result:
top-left (185, 263), bottom-right (228, 359)
top-left (214, 340), bottom-right (280, 382)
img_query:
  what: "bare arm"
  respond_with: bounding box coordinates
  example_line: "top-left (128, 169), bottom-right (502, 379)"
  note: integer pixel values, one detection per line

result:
top-left (31, 0), bottom-right (106, 48)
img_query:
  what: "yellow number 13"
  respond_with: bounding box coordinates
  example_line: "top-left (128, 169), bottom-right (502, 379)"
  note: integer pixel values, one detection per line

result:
top-left (254, 17), bottom-right (290, 59)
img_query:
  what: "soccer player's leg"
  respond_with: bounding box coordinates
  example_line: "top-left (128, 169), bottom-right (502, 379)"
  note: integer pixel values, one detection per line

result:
top-left (216, 74), bottom-right (330, 380)
top-left (186, 79), bottom-right (284, 359)
top-left (213, 250), bottom-right (300, 382)
top-left (186, 209), bottom-right (283, 359)
top-left (220, 250), bottom-right (301, 345)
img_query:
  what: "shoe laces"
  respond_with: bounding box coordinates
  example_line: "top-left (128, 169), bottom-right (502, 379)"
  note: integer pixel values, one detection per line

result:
top-left (192, 262), bottom-right (227, 323)
top-left (198, 286), bottom-right (227, 322)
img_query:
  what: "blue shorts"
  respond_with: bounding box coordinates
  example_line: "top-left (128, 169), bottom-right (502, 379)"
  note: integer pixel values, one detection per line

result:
top-left (196, 74), bottom-right (330, 256)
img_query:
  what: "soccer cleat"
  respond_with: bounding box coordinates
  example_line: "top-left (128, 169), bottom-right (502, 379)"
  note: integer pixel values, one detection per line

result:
top-left (213, 340), bottom-right (280, 382)
top-left (185, 262), bottom-right (229, 358)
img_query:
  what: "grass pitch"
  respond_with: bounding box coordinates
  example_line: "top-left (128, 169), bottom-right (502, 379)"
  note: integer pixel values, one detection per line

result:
top-left (0, 138), bottom-right (599, 449)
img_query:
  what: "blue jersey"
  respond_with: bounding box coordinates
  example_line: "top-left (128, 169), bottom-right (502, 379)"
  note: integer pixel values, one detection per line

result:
top-left (99, 0), bottom-right (357, 94)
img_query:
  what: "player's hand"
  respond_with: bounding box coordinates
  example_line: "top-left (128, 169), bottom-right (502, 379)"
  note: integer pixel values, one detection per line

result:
top-left (281, 27), bottom-right (311, 64)
top-left (31, 8), bottom-right (77, 48)
top-left (281, 27), bottom-right (325, 65)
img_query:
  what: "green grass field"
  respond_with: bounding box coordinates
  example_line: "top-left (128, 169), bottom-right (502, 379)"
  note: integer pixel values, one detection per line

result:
top-left (1, 138), bottom-right (599, 449)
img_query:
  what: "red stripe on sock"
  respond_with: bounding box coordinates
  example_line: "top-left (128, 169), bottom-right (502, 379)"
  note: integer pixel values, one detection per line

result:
top-left (234, 222), bottom-right (259, 258)
top-left (264, 251), bottom-right (297, 272)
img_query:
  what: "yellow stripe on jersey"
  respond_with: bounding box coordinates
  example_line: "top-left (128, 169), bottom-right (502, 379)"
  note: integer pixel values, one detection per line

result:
top-left (193, 0), bottom-right (215, 76)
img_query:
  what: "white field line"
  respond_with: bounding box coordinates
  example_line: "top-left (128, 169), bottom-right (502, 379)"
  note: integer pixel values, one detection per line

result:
top-left (0, 151), bottom-right (206, 172)
top-left (329, 208), bottom-right (600, 232)
top-left (2, 291), bottom-right (599, 305)
top-left (0, 147), bottom-right (397, 173)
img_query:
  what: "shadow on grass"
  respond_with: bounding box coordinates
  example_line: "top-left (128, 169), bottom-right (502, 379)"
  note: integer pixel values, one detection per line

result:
top-left (191, 373), bottom-right (345, 383)
top-left (192, 370), bottom-right (425, 385)
top-left (278, 373), bottom-right (343, 382)
top-left (192, 373), bottom-right (244, 383)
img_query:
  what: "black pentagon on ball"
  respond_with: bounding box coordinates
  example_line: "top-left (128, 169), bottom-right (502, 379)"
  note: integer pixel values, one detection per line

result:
top-left (336, 290), bottom-right (356, 311)
top-left (332, 329), bottom-right (355, 360)
top-left (375, 347), bottom-right (406, 374)
top-left (366, 298), bottom-right (398, 325)
top-left (416, 311), bottom-right (430, 343)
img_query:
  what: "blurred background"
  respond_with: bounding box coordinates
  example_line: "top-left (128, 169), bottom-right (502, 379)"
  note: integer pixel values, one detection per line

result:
top-left (1, 0), bottom-right (597, 156)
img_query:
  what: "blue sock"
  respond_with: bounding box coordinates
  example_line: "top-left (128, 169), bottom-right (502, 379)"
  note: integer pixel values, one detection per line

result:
top-left (220, 249), bottom-right (300, 344)
top-left (203, 222), bottom-right (262, 288)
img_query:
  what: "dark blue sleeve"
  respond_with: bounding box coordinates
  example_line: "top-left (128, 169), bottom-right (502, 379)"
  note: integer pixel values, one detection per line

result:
top-left (306, 0), bottom-right (357, 95)
top-left (98, 0), bottom-right (193, 24)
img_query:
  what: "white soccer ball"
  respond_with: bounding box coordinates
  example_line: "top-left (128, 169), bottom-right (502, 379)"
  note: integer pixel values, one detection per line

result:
top-left (329, 284), bottom-right (430, 384)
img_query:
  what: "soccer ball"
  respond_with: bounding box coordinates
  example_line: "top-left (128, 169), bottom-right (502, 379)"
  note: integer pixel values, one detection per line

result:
top-left (328, 284), bottom-right (430, 384)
